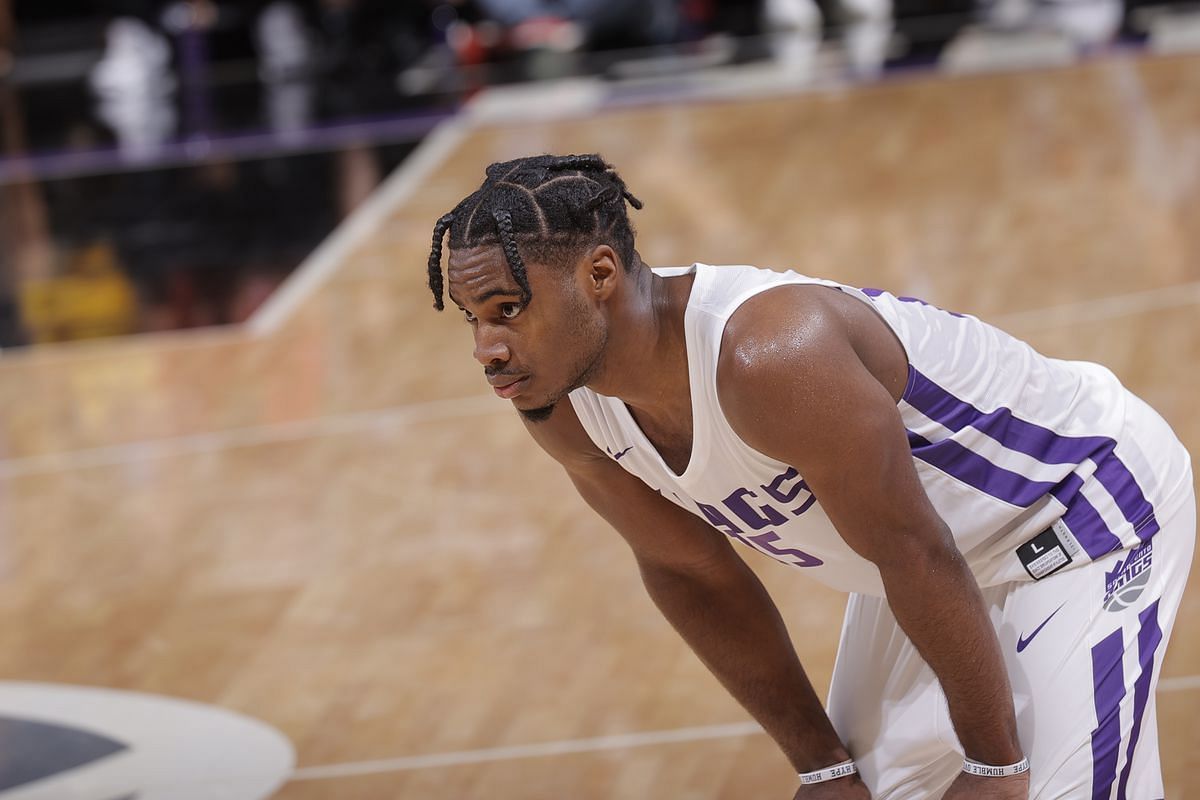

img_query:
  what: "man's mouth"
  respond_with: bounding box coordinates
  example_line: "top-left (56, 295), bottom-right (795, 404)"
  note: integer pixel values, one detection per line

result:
top-left (489, 375), bottom-right (529, 399)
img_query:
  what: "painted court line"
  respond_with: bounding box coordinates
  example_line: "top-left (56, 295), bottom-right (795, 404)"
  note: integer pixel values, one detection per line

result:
top-left (0, 394), bottom-right (500, 480)
top-left (292, 674), bottom-right (1200, 779)
top-left (0, 280), bottom-right (1196, 478)
top-left (1159, 674), bottom-right (1200, 693)
top-left (289, 721), bottom-right (765, 780)
top-left (992, 280), bottom-right (1200, 331)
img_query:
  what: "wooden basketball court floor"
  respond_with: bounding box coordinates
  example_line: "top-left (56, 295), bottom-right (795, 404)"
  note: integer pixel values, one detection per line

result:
top-left (2, 50), bottom-right (1199, 799)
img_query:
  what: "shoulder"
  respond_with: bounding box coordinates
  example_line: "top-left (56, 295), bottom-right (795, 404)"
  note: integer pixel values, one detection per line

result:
top-left (717, 284), bottom-right (857, 400)
top-left (715, 284), bottom-right (878, 458)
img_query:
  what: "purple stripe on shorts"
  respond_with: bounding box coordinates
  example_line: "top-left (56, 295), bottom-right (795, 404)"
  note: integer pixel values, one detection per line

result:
top-left (905, 369), bottom-right (1157, 542)
top-left (1092, 628), bottom-right (1126, 800)
top-left (1116, 600), bottom-right (1163, 800)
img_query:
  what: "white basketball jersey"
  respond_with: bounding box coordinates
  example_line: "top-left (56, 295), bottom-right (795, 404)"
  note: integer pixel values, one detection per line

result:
top-left (568, 264), bottom-right (1193, 595)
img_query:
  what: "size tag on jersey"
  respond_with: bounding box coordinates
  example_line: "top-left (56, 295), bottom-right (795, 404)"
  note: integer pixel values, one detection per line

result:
top-left (1017, 527), bottom-right (1073, 580)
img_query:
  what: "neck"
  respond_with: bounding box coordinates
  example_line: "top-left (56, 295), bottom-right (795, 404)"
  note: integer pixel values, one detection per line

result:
top-left (586, 262), bottom-right (692, 419)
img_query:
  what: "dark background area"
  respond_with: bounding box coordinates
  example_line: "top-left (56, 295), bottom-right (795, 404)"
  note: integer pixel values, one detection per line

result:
top-left (0, 0), bottom-right (1191, 348)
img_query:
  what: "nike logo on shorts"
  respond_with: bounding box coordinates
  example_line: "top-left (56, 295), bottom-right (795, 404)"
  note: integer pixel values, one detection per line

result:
top-left (1016, 603), bottom-right (1066, 653)
top-left (613, 446), bottom-right (634, 461)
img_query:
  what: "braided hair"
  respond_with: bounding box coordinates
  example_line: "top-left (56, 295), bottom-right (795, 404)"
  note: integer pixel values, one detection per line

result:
top-left (427, 154), bottom-right (643, 310)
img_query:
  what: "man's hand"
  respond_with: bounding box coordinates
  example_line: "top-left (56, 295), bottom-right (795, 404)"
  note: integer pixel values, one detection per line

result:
top-left (941, 771), bottom-right (1029, 799)
top-left (791, 776), bottom-right (872, 799)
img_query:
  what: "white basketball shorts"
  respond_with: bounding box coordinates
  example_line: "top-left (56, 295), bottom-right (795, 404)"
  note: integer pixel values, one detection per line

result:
top-left (825, 480), bottom-right (1194, 799)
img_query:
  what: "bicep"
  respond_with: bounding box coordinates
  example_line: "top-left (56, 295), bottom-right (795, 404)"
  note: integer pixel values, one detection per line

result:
top-left (721, 296), bottom-right (953, 570)
top-left (795, 367), bottom-right (952, 569)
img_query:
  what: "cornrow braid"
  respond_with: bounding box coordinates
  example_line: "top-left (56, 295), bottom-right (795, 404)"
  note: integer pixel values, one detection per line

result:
top-left (493, 209), bottom-right (531, 304)
top-left (549, 153), bottom-right (644, 212)
top-left (426, 153), bottom-right (643, 310)
top-left (427, 212), bottom-right (454, 310)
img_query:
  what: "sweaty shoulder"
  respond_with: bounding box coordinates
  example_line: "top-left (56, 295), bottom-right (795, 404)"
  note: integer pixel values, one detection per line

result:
top-left (715, 284), bottom-right (908, 455)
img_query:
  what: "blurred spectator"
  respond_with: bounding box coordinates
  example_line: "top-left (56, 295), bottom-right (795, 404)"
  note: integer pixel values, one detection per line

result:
top-left (0, 0), bottom-right (13, 79)
top-left (19, 239), bottom-right (139, 343)
top-left (90, 16), bottom-right (177, 160)
top-left (472, 0), bottom-right (680, 48)
top-left (255, 1), bottom-right (314, 80)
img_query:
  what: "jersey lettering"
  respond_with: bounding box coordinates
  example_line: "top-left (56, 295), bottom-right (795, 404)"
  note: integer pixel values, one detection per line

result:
top-left (746, 531), bottom-right (825, 568)
top-left (724, 487), bottom-right (789, 529)
top-left (759, 466), bottom-right (818, 517)
top-left (697, 471), bottom-right (824, 569)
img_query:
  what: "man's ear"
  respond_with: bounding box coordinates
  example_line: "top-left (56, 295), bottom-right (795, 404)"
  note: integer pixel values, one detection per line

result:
top-left (586, 245), bottom-right (620, 300)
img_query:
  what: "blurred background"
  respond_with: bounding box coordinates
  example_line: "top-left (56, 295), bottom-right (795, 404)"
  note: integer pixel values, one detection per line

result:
top-left (3, 0), bottom-right (1199, 347)
top-left (2, 2), bottom-right (1200, 800)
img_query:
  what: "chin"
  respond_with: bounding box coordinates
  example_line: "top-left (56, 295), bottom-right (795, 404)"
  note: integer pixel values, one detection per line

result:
top-left (517, 403), bottom-right (557, 423)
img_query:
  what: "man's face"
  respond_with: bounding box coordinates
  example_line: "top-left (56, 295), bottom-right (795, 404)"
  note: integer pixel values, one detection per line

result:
top-left (446, 244), bottom-right (608, 422)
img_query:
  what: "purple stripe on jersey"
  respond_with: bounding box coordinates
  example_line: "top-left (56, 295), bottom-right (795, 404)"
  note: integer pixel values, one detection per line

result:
top-left (907, 432), bottom-right (1121, 557)
top-left (1091, 628), bottom-right (1126, 800)
top-left (905, 369), bottom-right (1157, 542)
top-left (906, 370), bottom-right (1106, 464)
top-left (859, 287), bottom-right (966, 317)
top-left (1116, 600), bottom-right (1163, 800)
top-left (906, 433), bottom-right (1060, 506)
top-left (1094, 452), bottom-right (1160, 541)
top-left (1050, 473), bottom-right (1125, 559)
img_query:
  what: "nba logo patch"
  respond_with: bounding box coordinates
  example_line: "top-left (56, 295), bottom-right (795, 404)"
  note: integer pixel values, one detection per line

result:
top-left (1103, 540), bottom-right (1153, 612)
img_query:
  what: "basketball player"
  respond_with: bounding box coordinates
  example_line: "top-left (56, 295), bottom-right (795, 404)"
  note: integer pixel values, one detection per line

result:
top-left (426, 154), bottom-right (1194, 799)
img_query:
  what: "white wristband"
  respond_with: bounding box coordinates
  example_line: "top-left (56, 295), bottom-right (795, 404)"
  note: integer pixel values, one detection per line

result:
top-left (962, 756), bottom-right (1030, 778)
top-left (798, 759), bottom-right (858, 785)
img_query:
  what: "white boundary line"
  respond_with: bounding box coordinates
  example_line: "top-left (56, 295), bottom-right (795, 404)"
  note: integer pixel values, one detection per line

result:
top-left (0, 280), bottom-right (1196, 477)
top-left (0, 394), bottom-right (501, 480)
top-left (991, 280), bottom-right (1200, 332)
top-left (289, 671), bottom-right (1200, 779)
top-left (289, 721), bottom-right (765, 780)
top-left (1159, 674), bottom-right (1200, 693)
top-left (245, 117), bottom-right (471, 336)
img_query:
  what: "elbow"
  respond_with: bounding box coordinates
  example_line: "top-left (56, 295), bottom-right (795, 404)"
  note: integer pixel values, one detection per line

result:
top-left (635, 543), bottom-right (746, 595)
top-left (870, 521), bottom-right (967, 583)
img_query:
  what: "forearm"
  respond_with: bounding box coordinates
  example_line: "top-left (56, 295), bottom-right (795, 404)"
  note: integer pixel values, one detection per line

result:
top-left (880, 544), bottom-right (1022, 765)
top-left (638, 554), bottom-right (852, 774)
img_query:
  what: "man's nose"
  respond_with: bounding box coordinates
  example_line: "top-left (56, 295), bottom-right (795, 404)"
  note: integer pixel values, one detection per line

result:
top-left (473, 324), bottom-right (511, 366)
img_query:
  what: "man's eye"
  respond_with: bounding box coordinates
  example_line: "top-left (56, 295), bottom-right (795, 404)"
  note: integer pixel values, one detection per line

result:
top-left (500, 303), bottom-right (522, 320)
top-left (461, 309), bottom-right (476, 322)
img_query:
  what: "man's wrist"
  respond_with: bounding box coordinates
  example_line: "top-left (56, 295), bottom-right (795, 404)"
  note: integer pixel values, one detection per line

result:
top-left (791, 745), bottom-right (854, 774)
top-left (955, 720), bottom-right (1022, 768)
top-left (959, 739), bottom-right (1023, 768)
top-left (787, 743), bottom-right (854, 777)
top-left (962, 756), bottom-right (1029, 778)
top-left (799, 758), bottom-right (858, 785)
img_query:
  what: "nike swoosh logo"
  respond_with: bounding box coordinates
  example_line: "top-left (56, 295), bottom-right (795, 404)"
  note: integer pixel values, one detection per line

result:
top-left (1016, 603), bottom-right (1066, 653)
top-left (612, 446), bottom-right (634, 461)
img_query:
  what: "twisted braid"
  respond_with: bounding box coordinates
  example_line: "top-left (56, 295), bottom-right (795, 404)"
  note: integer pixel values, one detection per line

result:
top-left (427, 212), bottom-right (454, 310)
top-left (427, 154), bottom-right (643, 310)
top-left (551, 153), bottom-right (644, 211)
top-left (493, 209), bottom-right (531, 304)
